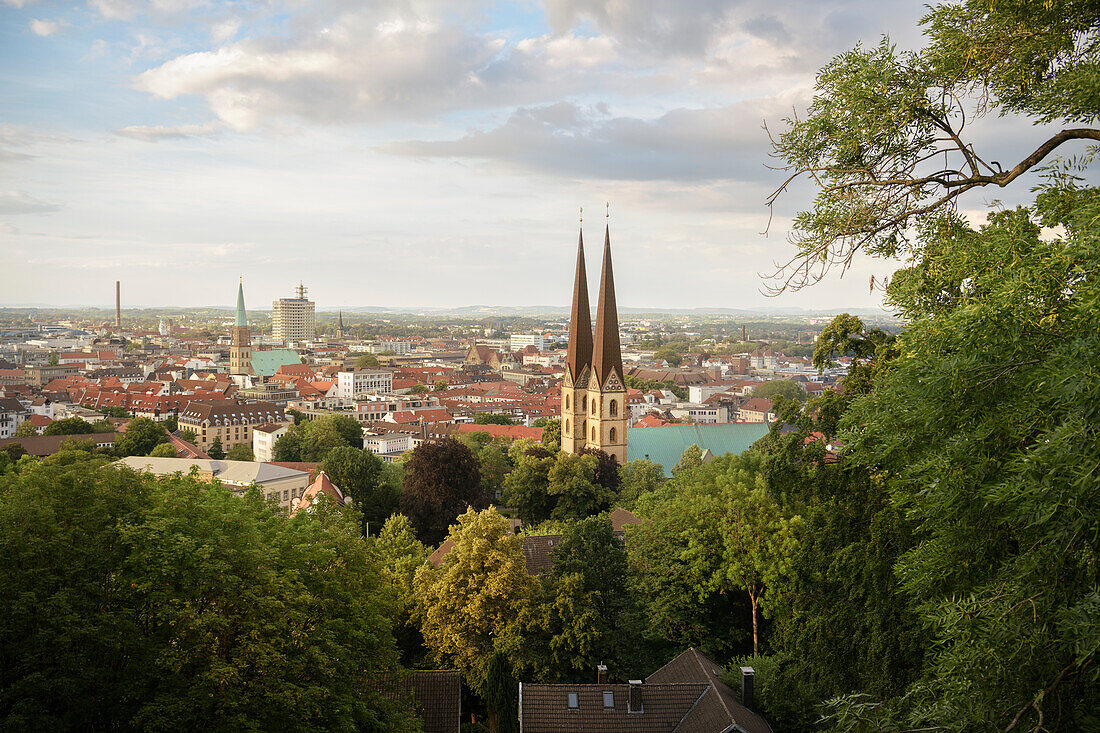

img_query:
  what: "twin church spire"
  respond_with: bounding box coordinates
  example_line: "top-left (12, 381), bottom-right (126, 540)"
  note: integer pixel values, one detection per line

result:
top-left (562, 214), bottom-right (626, 463)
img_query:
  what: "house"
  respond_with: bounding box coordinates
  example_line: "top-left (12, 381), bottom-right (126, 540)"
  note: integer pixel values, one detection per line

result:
top-left (738, 398), bottom-right (775, 423)
top-left (0, 432), bottom-right (117, 456)
top-left (289, 470), bottom-right (349, 517)
top-left (368, 670), bottom-right (461, 733)
top-left (252, 422), bottom-right (288, 462)
top-left (518, 648), bottom-right (772, 733)
top-left (116, 456), bottom-right (309, 511)
top-left (177, 399), bottom-right (288, 453)
top-left (0, 397), bottom-right (28, 439)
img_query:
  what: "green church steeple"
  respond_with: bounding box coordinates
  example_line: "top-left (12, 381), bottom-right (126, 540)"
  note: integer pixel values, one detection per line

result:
top-left (235, 278), bottom-right (247, 327)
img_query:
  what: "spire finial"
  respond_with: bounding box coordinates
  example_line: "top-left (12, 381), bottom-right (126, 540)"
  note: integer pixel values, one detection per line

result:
top-left (579, 206), bottom-right (583, 223)
top-left (606, 201), bottom-right (609, 219)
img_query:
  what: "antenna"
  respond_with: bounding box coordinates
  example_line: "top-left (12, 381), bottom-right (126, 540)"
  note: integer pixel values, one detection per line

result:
top-left (606, 201), bottom-right (610, 219)
top-left (579, 206), bottom-right (583, 223)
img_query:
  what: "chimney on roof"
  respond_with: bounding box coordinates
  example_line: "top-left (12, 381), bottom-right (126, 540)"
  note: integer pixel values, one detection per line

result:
top-left (627, 680), bottom-right (642, 713)
top-left (739, 666), bottom-right (755, 711)
top-left (597, 663), bottom-right (608, 685)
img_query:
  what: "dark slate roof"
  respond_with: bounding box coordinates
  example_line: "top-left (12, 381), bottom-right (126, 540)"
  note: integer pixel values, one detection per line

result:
top-left (520, 534), bottom-right (561, 575)
top-left (370, 670), bottom-right (461, 733)
top-left (0, 433), bottom-right (117, 457)
top-left (519, 682), bottom-right (708, 733)
top-left (647, 647), bottom-right (773, 733)
top-left (590, 225), bottom-right (623, 386)
top-left (565, 228), bottom-right (593, 381)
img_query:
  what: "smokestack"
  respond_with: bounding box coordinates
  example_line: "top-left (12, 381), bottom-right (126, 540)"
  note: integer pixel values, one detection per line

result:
top-left (741, 324), bottom-right (746, 342)
top-left (739, 667), bottom-right (755, 711)
top-left (627, 680), bottom-right (642, 713)
top-left (115, 281), bottom-right (121, 328)
top-left (596, 663), bottom-right (608, 685)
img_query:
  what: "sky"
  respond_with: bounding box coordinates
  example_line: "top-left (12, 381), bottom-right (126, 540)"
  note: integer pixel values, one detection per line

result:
top-left (0, 1), bottom-right (1077, 312)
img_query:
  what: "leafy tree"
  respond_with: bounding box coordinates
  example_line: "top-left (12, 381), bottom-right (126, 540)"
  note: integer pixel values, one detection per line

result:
top-left (271, 430), bottom-right (302, 461)
top-left (148, 443), bottom-right (177, 458)
top-left (399, 437), bottom-right (483, 545)
top-left (14, 421), bottom-right (37, 437)
top-left (114, 417), bottom-right (168, 457)
top-left (226, 443), bottom-right (254, 461)
top-left (539, 418), bottom-right (560, 453)
top-left (321, 446), bottom-right (396, 535)
top-left (579, 446), bottom-right (620, 493)
top-left (473, 413), bottom-right (516, 425)
top-left (89, 419), bottom-right (116, 433)
top-left (433, 380), bottom-right (449, 391)
top-left (207, 436), bottom-right (225, 460)
top-left (502, 442), bottom-right (555, 526)
top-left (671, 443), bottom-right (704, 475)
top-left (43, 417), bottom-right (95, 436)
top-left (0, 461), bottom-right (416, 731)
top-left (98, 406), bottom-right (129, 419)
top-left (414, 508), bottom-right (531, 693)
top-left (375, 514), bottom-right (430, 666)
top-left (47, 351), bottom-right (58, 366)
top-left (547, 452), bottom-right (614, 521)
top-left (179, 428), bottom-right (197, 443)
top-left (485, 651), bottom-right (519, 733)
top-left (356, 354), bottom-right (380, 368)
top-left (162, 416), bottom-right (178, 433)
top-left (653, 346), bottom-right (682, 366)
top-left (408, 384), bottom-right (429, 394)
top-left (617, 458), bottom-right (664, 507)
top-left (458, 432), bottom-right (513, 500)
top-left (751, 379), bottom-right (807, 404)
top-left (766, 0), bottom-right (1100, 292)
top-left (285, 407), bottom-right (306, 425)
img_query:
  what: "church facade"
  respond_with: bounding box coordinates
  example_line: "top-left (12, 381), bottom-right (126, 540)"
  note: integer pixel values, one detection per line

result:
top-left (561, 224), bottom-right (627, 464)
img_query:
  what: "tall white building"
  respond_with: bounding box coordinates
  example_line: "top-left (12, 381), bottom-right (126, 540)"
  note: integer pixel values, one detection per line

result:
top-left (272, 283), bottom-right (315, 343)
top-left (337, 370), bottom-right (394, 401)
top-left (509, 333), bottom-right (546, 351)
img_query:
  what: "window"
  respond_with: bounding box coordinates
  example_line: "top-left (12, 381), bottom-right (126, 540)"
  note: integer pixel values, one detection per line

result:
top-left (609, 427), bottom-right (617, 442)
top-left (568, 693), bottom-right (579, 709)
top-left (603, 691), bottom-right (615, 708)
top-left (591, 426), bottom-right (596, 441)
top-left (609, 399), bottom-right (617, 417)
top-left (582, 395), bottom-right (587, 411)
top-left (565, 394), bottom-right (570, 409)
top-left (565, 419), bottom-right (570, 434)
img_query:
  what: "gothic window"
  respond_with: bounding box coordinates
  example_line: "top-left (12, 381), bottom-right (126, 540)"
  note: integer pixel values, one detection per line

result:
top-left (582, 394), bottom-right (587, 410)
top-left (565, 394), bottom-right (570, 409)
top-left (591, 426), bottom-right (596, 441)
top-left (565, 419), bottom-right (570, 434)
top-left (609, 427), bottom-right (617, 442)
top-left (609, 399), bottom-right (618, 417)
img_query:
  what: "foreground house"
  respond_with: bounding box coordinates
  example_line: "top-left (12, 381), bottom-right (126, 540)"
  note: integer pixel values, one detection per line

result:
top-left (368, 670), bottom-right (461, 733)
top-left (518, 648), bottom-right (772, 732)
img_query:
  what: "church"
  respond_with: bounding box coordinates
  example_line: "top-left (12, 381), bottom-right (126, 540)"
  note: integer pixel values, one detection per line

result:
top-left (560, 218), bottom-right (627, 464)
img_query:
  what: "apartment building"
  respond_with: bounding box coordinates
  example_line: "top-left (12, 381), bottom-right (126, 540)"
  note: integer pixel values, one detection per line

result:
top-left (178, 399), bottom-right (289, 453)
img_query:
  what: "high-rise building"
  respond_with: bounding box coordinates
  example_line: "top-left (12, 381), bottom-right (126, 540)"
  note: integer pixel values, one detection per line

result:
top-left (272, 283), bottom-right (315, 343)
top-left (230, 279), bottom-right (254, 376)
top-left (561, 220), bottom-right (627, 463)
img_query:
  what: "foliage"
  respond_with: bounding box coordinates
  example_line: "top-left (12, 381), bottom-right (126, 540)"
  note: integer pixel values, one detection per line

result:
top-left (43, 417), bottom-right (96, 436)
top-left (179, 428), bottom-right (197, 443)
top-left (13, 421), bottom-right (38, 437)
top-left (617, 458), bottom-right (664, 507)
top-left (207, 436), bottom-right (225, 460)
top-left (399, 437), bottom-right (484, 546)
top-left (356, 354), bottom-right (380, 368)
top-left (408, 384), bottom-right (428, 394)
top-left (751, 379), bottom-right (807, 404)
top-left (0, 461), bottom-right (415, 731)
top-left (225, 443), bottom-right (254, 461)
top-left (375, 514), bottom-right (430, 667)
top-left (539, 417), bottom-right (560, 453)
top-left (272, 430), bottom-right (303, 462)
top-left (98, 405), bottom-right (130, 418)
top-left (485, 651), bottom-right (519, 733)
top-left (414, 508), bottom-right (532, 694)
top-left (457, 432), bottom-right (513, 500)
top-left (578, 446), bottom-right (621, 493)
top-left (162, 416), bottom-right (178, 432)
top-left (473, 413), bottom-right (516, 425)
top-left (274, 414), bottom-right (364, 462)
top-left (653, 346), bottom-right (682, 366)
top-left (501, 442), bottom-right (555, 526)
top-left (766, 1), bottom-right (1100, 291)
top-left (114, 417), bottom-right (169, 457)
top-left (148, 442), bottom-right (177, 458)
top-left (321, 446), bottom-right (396, 535)
top-left (671, 443), bottom-right (704, 476)
top-left (547, 452), bottom-right (615, 521)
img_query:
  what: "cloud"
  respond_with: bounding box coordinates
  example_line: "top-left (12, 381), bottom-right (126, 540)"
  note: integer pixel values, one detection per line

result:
top-left (385, 96), bottom-right (795, 183)
top-left (114, 122), bottom-right (219, 141)
top-left (29, 19), bottom-right (62, 36)
top-left (0, 191), bottom-right (61, 215)
top-left (2, 0), bottom-right (35, 8)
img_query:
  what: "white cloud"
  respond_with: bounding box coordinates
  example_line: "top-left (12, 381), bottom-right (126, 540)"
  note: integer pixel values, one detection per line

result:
top-left (29, 19), bottom-right (62, 36)
top-left (114, 122), bottom-right (219, 141)
top-left (0, 191), bottom-right (61, 215)
top-left (2, 0), bottom-right (35, 8)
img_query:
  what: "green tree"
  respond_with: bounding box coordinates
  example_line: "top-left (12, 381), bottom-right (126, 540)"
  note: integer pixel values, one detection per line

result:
top-left (272, 430), bottom-right (303, 461)
top-left (179, 428), bottom-right (197, 443)
top-left (473, 413), bottom-right (516, 425)
top-left (114, 417), bottom-right (168, 457)
top-left (162, 415), bottom-right (178, 433)
top-left (321, 446), bottom-right (397, 535)
top-left (547, 452), bottom-right (614, 521)
top-left (408, 384), bottom-right (429, 394)
top-left (43, 417), bottom-right (95, 436)
top-left (207, 436), bottom-right (225, 460)
top-left (617, 458), bottom-right (664, 507)
top-left (766, 1), bottom-right (1100, 292)
top-left (226, 443), bottom-right (254, 461)
top-left (433, 380), bottom-right (449, 391)
top-left (414, 508), bottom-right (532, 693)
top-left (375, 514), bottom-right (430, 666)
top-left (502, 442), bottom-right (555, 526)
top-left (653, 347), bottom-right (682, 366)
top-left (539, 418), bottom-right (560, 453)
top-left (671, 443), bottom-right (704, 475)
top-left (47, 351), bottom-right (58, 366)
top-left (751, 379), bottom-right (807, 404)
top-left (14, 421), bottom-right (37, 437)
top-left (485, 651), bottom-right (519, 733)
top-left (148, 443), bottom-right (177, 458)
top-left (356, 354), bottom-right (380, 368)
top-left (89, 419), bottom-right (116, 433)
top-left (399, 437), bottom-right (483, 545)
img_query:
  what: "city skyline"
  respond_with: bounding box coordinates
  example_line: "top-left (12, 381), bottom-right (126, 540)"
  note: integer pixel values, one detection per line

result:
top-left (1, 1), bottom-right (1075, 310)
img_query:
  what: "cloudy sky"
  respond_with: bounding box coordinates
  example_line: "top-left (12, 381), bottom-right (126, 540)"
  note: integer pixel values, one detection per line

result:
top-left (0, 1), bottom-right (1069, 312)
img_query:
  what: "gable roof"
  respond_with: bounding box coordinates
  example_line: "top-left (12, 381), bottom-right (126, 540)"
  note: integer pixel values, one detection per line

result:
top-left (519, 682), bottom-right (709, 733)
top-left (250, 349), bottom-right (301, 378)
top-left (647, 647), bottom-right (772, 733)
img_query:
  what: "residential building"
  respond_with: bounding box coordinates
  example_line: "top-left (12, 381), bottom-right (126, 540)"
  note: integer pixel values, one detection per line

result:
top-left (252, 422), bottom-right (288, 462)
top-left (177, 399), bottom-right (288, 453)
top-left (337, 369), bottom-right (394, 400)
top-left (0, 397), bottom-right (27, 439)
top-left (509, 333), bottom-right (546, 351)
top-left (272, 283), bottom-right (315, 342)
top-left (739, 397), bottom-right (775, 423)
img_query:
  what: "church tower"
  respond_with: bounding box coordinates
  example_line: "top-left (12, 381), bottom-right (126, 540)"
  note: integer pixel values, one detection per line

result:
top-left (586, 222), bottom-right (627, 463)
top-left (230, 279), bottom-right (254, 376)
top-left (561, 226), bottom-right (593, 455)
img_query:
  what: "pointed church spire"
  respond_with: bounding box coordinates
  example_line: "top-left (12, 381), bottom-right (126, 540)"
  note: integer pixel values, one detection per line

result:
top-left (591, 223), bottom-right (622, 385)
top-left (235, 279), bottom-right (247, 327)
top-left (566, 227), bottom-right (593, 379)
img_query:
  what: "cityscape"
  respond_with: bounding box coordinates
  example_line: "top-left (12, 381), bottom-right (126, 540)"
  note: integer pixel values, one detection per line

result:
top-left (2, 2), bottom-right (1097, 733)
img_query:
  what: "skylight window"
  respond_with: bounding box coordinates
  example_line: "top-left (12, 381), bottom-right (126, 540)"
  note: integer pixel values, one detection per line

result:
top-left (603, 691), bottom-right (614, 708)
top-left (567, 693), bottom-right (578, 709)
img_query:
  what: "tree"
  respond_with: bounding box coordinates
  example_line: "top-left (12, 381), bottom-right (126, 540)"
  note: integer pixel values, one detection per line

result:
top-left (375, 514), bottom-right (430, 666)
top-left (321, 446), bottom-right (396, 535)
top-left (399, 437), bottom-right (483, 545)
top-left (14, 422), bottom-right (37, 437)
top-left (43, 417), bottom-right (95, 436)
top-left (0, 461), bottom-right (416, 731)
top-left (617, 458), bottom-right (664, 507)
top-left (207, 436), bottom-right (225, 460)
top-left (485, 651), bottom-right (519, 733)
top-left (162, 416), bottom-right (178, 433)
top-left (408, 384), bottom-right (429, 394)
top-left (539, 418), bottom-right (560, 453)
top-left (414, 508), bottom-right (532, 693)
top-left (502, 442), bottom-right (556, 526)
top-left (672, 444), bottom-right (704, 476)
top-left (751, 379), bottom-right (807, 404)
top-left (179, 428), bottom-right (197, 443)
top-left (579, 446), bottom-right (620, 493)
top-left (653, 347), bottom-right (682, 366)
top-left (89, 419), bottom-right (116, 433)
top-left (271, 430), bottom-right (302, 461)
top-left (547, 452), bottom-right (615, 521)
top-left (114, 417), bottom-right (168, 457)
top-left (47, 351), bottom-right (58, 366)
top-left (226, 443), bottom-right (254, 461)
top-left (433, 380), bottom-right (448, 391)
top-left (766, 2), bottom-right (1100, 292)
top-left (473, 413), bottom-right (516, 425)
top-left (148, 443), bottom-right (177, 458)
top-left (356, 354), bottom-right (380, 368)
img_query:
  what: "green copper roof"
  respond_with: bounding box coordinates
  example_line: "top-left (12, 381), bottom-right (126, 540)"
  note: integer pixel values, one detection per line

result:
top-left (626, 423), bottom-right (770, 476)
top-left (235, 280), bottom-right (247, 327)
top-left (250, 349), bottom-right (301, 378)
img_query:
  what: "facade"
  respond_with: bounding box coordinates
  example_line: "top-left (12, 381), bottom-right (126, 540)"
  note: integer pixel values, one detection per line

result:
top-left (178, 399), bottom-right (288, 453)
top-left (337, 369), bottom-right (394, 401)
top-left (229, 280), bottom-right (254, 376)
top-left (252, 422), bottom-right (289, 462)
top-left (561, 223), bottom-right (627, 463)
top-left (118, 456), bottom-right (309, 512)
top-left (509, 333), bottom-right (546, 351)
top-left (0, 397), bottom-right (28, 439)
top-left (272, 283), bottom-right (316, 343)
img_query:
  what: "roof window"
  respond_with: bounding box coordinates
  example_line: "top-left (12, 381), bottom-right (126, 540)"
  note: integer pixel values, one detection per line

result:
top-left (603, 691), bottom-right (614, 708)
top-left (567, 693), bottom-right (578, 709)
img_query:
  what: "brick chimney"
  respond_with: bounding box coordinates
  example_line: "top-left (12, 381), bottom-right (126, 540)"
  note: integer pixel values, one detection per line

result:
top-left (596, 663), bottom-right (607, 685)
top-left (739, 666), bottom-right (755, 711)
